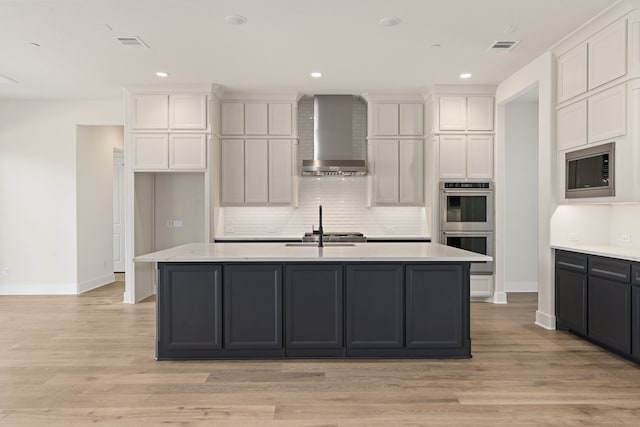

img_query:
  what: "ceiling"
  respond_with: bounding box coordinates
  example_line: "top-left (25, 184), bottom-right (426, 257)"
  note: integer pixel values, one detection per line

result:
top-left (0, 0), bottom-right (619, 99)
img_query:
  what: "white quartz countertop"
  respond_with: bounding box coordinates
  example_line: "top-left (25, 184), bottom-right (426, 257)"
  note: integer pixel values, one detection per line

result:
top-left (551, 244), bottom-right (640, 262)
top-left (213, 235), bottom-right (431, 242)
top-left (135, 242), bottom-right (491, 263)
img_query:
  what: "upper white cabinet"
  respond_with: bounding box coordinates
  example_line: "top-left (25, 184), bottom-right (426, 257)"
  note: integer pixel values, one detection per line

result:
top-left (244, 139), bottom-right (269, 204)
top-left (438, 96), bottom-right (494, 132)
top-left (221, 140), bottom-right (245, 204)
top-left (370, 139), bottom-right (423, 205)
top-left (268, 139), bottom-right (293, 204)
top-left (131, 94), bottom-right (207, 130)
top-left (132, 134), bottom-right (206, 171)
top-left (588, 19), bottom-right (627, 90)
top-left (370, 102), bottom-right (423, 136)
top-left (169, 134), bottom-right (207, 170)
top-left (558, 45), bottom-right (588, 103)
top-left (132, 134), bottom-right (169, 170)
top-left (557, 100), bottom-right (588, 151)
top-left (588, 84), bottom-right (627, 143)
top-left (439, 135), bottom-right (493, 179)
top-left (221, 101), bottom-right (294, 137)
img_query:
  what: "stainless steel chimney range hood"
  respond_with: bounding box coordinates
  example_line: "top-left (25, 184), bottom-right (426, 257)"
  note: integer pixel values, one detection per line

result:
top-left (301, 95), bottom-right (367, 176)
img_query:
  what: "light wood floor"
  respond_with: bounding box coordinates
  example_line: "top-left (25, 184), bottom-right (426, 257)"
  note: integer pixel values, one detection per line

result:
top-left (1, 278), bottom-right (640, 426)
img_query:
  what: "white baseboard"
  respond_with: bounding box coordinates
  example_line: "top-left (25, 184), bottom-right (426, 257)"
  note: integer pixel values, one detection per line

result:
top-left (0, 283), bottom-right (76, 295)
top-left (535, 310), bottom-right (556, 330)
top-left (77, 273), bottom-right (116, 294)
top-left (492, 292), bottom-right (508, 304)
top-left (505, 280), bottom-right (538, 292)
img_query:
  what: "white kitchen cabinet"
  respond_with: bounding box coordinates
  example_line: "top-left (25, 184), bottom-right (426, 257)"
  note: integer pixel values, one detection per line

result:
top-left (399, 104), bottom-right (424, 136)
top-left (268, 140), bottom-right (293, 204)
top-left (268, 103), bottom-right (293, 135)
top-left (132, 134), bottom-right (169, 170)
top-left (438, 96), bottom-right (493, 131)
top-left (221, 140), bottom-right (245, 204)
top-left (221, 103), bottom-right (245, 135)
top-left (244, 140), bottom-right (269, 204)
top-left (371, 103), bottom-right (400, 135)
top-left (370, 102), bottom-right (424, 137)
top-left (558, 44), bottom-right (588, 103)
top-left (588, 18), bottom-right (627, 90)
top-left (557, 100), bottom-right (588, 151)
top-left (371, 139), bottom-right (423, 205)
top-left (169, 94), bottom-right (207, 130)
top-left (439, 135), bottom-right (493, 179)
top-left (439, 97), bottom-right (467, 131)
top-left (244, 102), bottom-right (268, 135)
top-left (588, 84), bottom-right (627, 143)
top-left (467, 96), bottom-right (494, 131)
top-left (169, 134), bottom-right (207, 170)
top-left (131, 95), bottom-right (169, 130)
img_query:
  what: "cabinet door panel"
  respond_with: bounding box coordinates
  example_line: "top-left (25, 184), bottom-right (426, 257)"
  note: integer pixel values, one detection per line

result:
top-left (558, 44), bottom-right (588, 102)
top-left (269, 103), bottom-right (293, 135)
top-left (373, 140), bottom-right (399, 203)
top-left (169, 94), bottom-right (207, 130)
top-left (244, 102), bottom-right (268, 135)
top-left (439, 135), bottom-right (466, 179)
top-left (220, 140), bottom-right (244, 204)
top-left (346, 265), bottom-right (403, 349)
top-left (372, 103), bottom-right (399, 135)
top-left (132, 134), bottom-right (168, 170)
top-left (466, 135), bottom-right (493, 179)
top-left (159, 264), bottom-right (222, 351)
top-left (399, 139), bottom-right (423, 204)
top-left (221, 103), bottom-right (244, 135)
top-left (588, 277), bottom-right (631, 354)
top-left (224, 265), bottom-right (283, 350)
top-left (588, 19), bottom-right (627, 90)
top-left (244, 139), bottom-right (269, 204)
top-left (399, 103), bottom-right (424, 136)
top-left (587, 84), bottom-right (627, 143)
top-left (131, 94), bottom-right (169, 129)
top-left (268, 139), bottom-right (292, 204)
top-left (169, 134), bottom-right (206, 170)
top-left (467, 96), bottom-right (494, 131)
top-left (439, 96), bottom-right (466, 131)
top-left (633, 285), bottom-right (640, 358)
top-left (285, 265), bottom-right (343, 349)
top-left (557, 100), bottom-right (587, 151)
top-left (555, 268), bottom-right (587, 334)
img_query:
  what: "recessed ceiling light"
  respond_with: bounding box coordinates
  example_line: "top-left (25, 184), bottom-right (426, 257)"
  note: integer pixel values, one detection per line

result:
top-left (156, 71), bottom-right (169, 78)
top-left (460, 73), bottom-right (472, 79)
top-left (379, 17), bottom-right (401, 27)
top-left (225, 15), bottom-right (247, 25)
top-left (310, 72), bottom-right (322, 78)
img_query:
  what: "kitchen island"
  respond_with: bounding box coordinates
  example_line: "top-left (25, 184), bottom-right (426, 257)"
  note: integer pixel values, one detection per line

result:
top-left (135, 242), bottom-right (491, 360)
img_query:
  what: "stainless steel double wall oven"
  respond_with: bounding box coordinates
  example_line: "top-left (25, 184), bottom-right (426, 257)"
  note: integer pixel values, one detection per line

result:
top-left (439, 181), bottom-right (494, 274)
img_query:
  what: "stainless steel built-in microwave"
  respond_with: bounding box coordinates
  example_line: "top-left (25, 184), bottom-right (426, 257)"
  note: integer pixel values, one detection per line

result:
top-left (565, 142), bottom-right (615, 199)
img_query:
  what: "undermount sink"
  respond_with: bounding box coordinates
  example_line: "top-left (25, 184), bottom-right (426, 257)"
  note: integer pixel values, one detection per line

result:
top-left (285, 243), bottom-right (355, 247)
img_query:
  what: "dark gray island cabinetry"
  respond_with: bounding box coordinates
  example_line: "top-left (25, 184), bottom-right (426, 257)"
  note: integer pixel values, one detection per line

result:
top-left (138, 243), bottom-right (491, 360)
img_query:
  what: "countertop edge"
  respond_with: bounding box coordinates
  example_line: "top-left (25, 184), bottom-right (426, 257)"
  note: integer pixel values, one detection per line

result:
top-left (551, 244), bottom-right (640, 262)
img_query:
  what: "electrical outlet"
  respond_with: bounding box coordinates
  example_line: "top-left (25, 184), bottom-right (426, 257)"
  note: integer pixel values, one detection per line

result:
top-left (621, 234), bottom-right (632, 243)
top-left (267, 227), bottom-right (276, 234)
top-left (225, 226), bottom-right (234, 233)
top-left (568, 233), bottom-right (579, 242)
top-left (2, 267), bottom-right (10, 277)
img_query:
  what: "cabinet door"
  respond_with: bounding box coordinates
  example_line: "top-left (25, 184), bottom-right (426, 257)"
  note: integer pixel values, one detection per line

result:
top-left (345, 265), bottom-right (403, 349)
top-left (220, 139), bottom-right (245, 204)
top-left (588, 277), bottom-right (631, 354)
top-left (633, 285), bottom-right (640, 358)
top-left (467, 96), bottom-right (494, 131)
top-left (439, 135), bottom-right (466, 179)
top-left (132, 134), bottom-right (168, 170)
top-left (268, 139), bottom-right (292, 204)
top-left (244, 102), bottom-right (268, 135)
top-left (372, 103), bottom-right (399, 135)
top-left (558, 44), bottom-right (588, 102)
top-left (221, 102), bottom-right (244, 135)
top-left (285, 265), bottom-right (343, 349)
top-left (373, 140), bottom-right (399, 203)
top-left (169, 94), bottom-right (207, 130)
top-left (399, 103), bottom-right (424, 136)
top-left (555, 268), bottom-right (587, 334)
top-left (398, 139), bottom-right (423, 204)
top-left (588, 18), bottom-right (627, 90)
top-left (466, 135), bottom-right (493, 179)
top-left (557, 100), bottom-right (587, 151)
top-left (244, 139), bottom-right (269, 204)
top-left (158, 263), bottom-right (222, 353)
top-left (587, 84), bottom-right (627, 143)
top-left (439, 96), bottom-right (466, 131)
top-left (269, 103), bottom-right (293, 135)
top-left (169, 134), bottom-right (206, 170)
top-left (406, 264), bottom-right (466, 349)
top-left (131, 94), bottom-right (169, 129)
top-left (224, 265), bottom-right (283, 350)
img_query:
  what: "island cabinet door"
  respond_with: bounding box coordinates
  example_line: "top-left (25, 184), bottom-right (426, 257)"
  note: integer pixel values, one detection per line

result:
top-left (345, 265), bottom-right (403, 349)
top-left (285, 265), bottom-right (344, 354)
top-left (405, 264), bottom-right (467, 350)
top-left (633, 283), bottom-right (640, 359)
top-left (158, 263), bottom-right (222, 354)
top-left (223, 265), bottom-right (283, 351)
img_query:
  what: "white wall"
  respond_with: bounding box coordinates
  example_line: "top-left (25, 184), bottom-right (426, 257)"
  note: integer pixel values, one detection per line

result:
top-left (0, 99), bottom-right (123, 294)
top-left (504, 98), bottom-right (539, 292)
top-left (76, 125), bottom-right (124, 293)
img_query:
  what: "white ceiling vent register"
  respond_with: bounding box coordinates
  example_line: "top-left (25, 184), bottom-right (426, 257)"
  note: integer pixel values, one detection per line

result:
top-left (489, 40), bottom-right (519, 52)
top-left (114, 36), bottom-right (149, 48)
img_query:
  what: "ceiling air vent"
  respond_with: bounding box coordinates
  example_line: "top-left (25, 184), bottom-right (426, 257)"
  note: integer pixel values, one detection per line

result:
top-left (489, 40), bottom-right (519, 52)
top-left (114, 36), bottom-right (149, 48)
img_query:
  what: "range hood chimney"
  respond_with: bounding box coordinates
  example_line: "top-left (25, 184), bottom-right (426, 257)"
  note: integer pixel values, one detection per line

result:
top-left (302, 95), bottom-right (367, 176)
